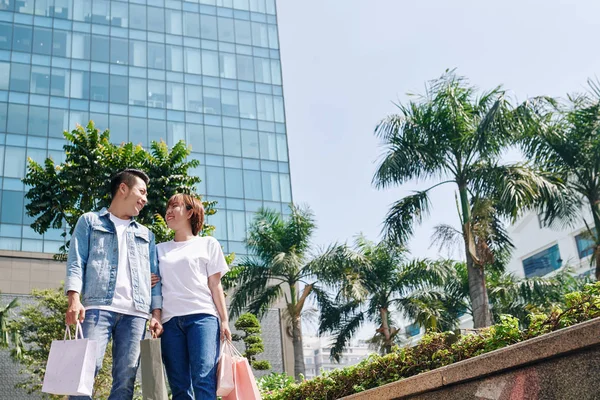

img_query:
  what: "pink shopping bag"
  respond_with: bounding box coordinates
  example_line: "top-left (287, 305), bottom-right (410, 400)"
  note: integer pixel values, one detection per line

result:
top-left (217, 341), bottom-right (235, 396)
top-left (221, 341), bottom-right (262, 400)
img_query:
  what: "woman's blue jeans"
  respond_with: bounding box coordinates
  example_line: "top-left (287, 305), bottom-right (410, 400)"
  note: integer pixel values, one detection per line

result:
top-left (161, 313), bottom-right (220, 399)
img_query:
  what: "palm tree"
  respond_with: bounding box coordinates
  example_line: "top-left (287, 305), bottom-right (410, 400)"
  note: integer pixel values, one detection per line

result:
top-left (318, 236), bottom-right (453, 360)
top-left (373, 71), bottom-right (561, 327)
top-left (229, 205), bottom-right (367, 380)
top-left (520, 83), bottom-right (600, 279)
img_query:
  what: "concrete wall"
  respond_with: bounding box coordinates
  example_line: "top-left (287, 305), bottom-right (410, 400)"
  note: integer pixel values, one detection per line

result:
top-left (0, 251), bottom-right (64, 294)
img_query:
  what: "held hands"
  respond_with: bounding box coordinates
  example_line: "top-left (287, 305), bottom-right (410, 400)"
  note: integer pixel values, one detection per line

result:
top-left (221, 321), bottom-right (232, 342)
top-left (66, 291), bottom-right (85, 325)
top-left (151, 273), bottom-right (160, 288)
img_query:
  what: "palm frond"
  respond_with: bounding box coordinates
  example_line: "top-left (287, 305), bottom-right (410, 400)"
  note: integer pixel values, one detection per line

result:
top-left (383, 190), bottom-right (431, 245)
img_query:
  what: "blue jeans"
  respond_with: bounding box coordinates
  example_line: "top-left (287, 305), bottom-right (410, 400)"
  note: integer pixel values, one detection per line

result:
top-left (69, 309), bottom-right (147, 400)
top-left (161, 313), bottom-right (220, 400)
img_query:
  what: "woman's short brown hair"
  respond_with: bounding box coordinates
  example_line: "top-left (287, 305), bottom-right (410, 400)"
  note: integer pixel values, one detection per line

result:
top-left (167, 193), bottom-right (205, 236)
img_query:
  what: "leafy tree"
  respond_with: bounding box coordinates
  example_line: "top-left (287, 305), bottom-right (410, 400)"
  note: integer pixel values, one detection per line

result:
top-left (22, 121), bottom-right (216, 257)
top-left (372, 71), bottom-right (562, 327)
top-left (232, 313), bottom-right (272, 370)
top-left (318, 236), bottom-right (452, 359)
top-left (229, 205), bottom-right (368, 380)
top-left (519, 82), bottom-right (600, 279)
top-left (0, 294), bottom-right (22, 359)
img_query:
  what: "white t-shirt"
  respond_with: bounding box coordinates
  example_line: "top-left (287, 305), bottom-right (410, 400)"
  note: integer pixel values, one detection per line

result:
top-left (157, 236), bottom-right (229, 324)
top-left (88, 214), bottom-right (148, 319)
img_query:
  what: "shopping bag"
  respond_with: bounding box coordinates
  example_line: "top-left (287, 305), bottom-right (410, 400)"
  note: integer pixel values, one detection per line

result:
top-left (222, 341), bottom-right (262, 400)
top-left (217, 340), bottom-right (235, 396)
top-left (42, 322), bottom-right (97, 396)
top-left (140, 331), bottom-right (168, 400)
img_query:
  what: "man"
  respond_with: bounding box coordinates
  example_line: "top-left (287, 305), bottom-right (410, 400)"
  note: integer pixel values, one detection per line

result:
top-left (65, 169), bottom-right (163, 400)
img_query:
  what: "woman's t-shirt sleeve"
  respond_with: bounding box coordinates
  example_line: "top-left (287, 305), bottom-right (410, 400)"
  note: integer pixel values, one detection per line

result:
top-left (207, 237), bottom-right (229, 277)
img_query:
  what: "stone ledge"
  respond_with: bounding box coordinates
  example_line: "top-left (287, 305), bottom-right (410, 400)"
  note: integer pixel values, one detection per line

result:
top-left (342, 317), bottom-right (600, 400)
top-left (0, 250), bottom-right (56, 261)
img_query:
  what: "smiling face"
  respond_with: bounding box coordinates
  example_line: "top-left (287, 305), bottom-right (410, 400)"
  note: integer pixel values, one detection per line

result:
top-left (165, 198), bottom-right (192, 233)
top-left (120, 176), bottom-right (148, 217)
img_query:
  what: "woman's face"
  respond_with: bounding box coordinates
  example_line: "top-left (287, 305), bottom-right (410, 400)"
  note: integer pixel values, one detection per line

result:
top-left (165, 201), bottom-right (191, 232)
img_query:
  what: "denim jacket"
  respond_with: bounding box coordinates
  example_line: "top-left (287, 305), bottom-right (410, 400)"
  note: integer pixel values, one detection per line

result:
top-left (65, 208), bottom-right (162, 313)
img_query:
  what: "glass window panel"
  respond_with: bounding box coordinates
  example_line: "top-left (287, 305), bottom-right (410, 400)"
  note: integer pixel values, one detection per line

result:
top-left (0, 103), bottom-right (6, 132)
top-left (251, 22), bottom-right (268, 48)
top-left (4, 147), bottom-right (26, 178)
top-left (129, 78), bottom-right (146, 106)
top-left (225, 169), bottom-right (243, 198)
top-left (166, 46), bottom-right (183, 72)
top-left (221, 90), bottom-right (239, 117)
top-left (34, 0), bottom-right (50, 15)
top-left (202, 50), bottom-right (218, 76)
top-left (234, 0), bottom-right (249, 10)
top-left (217, 0), bottom-right (233, 7)
top-left (266, 0), bottom-right (275, 14)
top-left (262, 172), bottom-right (280, 201)
top-left (110, 75), bottom-right (128, 104)
top-left (7, 104), bottom-right (28, 134)
top-left (17, 0), bottom-right (34, 13)
top-left (271, 59), bottom-right (282, 86)
top-left (148, 80), bottom-right (165, 108)
top-left (51, 68), bottom-right (70, 97)
top-left (203, 87), bottom-right (220, 114)
top-left (129, 117), bottom-right (147, 145)
top-left (205, 126), bottom-right (223, 154)
top-left (280, 174), bottom-right (291, 203)
top-left (111, 1), bottom-right (128, 27)
top-left (73, 0), bottom-right (91, 22)
top-left (186, 123), bottom-right (204, 153)
top-left (13, 25), bottom-right (33, 52)
top-left (239, 92), bottom-right (256, 119)
top-left (219, 53), bottom-right (236, 79)
top-left (241, 129), bottom-right (259, 158)
top-left (167, 121), bottom-right (185, 146)
top-left (223, 128), bottom-right (241, 157)
top-left (53, 0), bottom-right (72, 19)
top-left (90, 72), bottom-right (109, 102)
top-left (90, 112), bottom-right (107, 131)
top-left (70, 70), bottom-right (90, 99)
top-left (129, 4), bottom-right (146, 30)
top-left (250, 0), bottom-right (266, 13)
top-left (69, 111), bottom-right (89, 130)
top-left (183, 13), bottom-right (199, 37)
top-left (27, 148), bottom-right (47, 165)
top-left (109, 115), bottom-right (128, 143)
top-left (217, 17), bottom-right (234, 43)
top-left (522, 244), bottom-right (561, 278)
top-left (200, 15), bottom-right (217, 40)
top-left (129, 40), bottom-right (146, 67)
top-left (254, 57), bottom-right (271, 84)
top-left (71, 33), bottom-right (91, 60)
top-left (1, 191), bottom-right (24, 224)
top-left (30, 66), bottom-right (51, 95)
top-left (0, 62), bottom-right (8, 90)
top-left (91, 35), bottom-right (109, 62)
top-left (48, 108), bottom-right (69, 137)
top-left (52, 30), bottom-right (71, 58)
top-left (32, 27), bottom-right (52, 55)
top-left (184, 48), bottom-right (201, 74)
top-left (243, 170), bottom-right (261, 199)
top-left (0, 22), bottom-right (12, 50)
top-left (10, 63), bottom-right (31, 92)
top-left (256, 94), bottom-right (273, 121)
top-left (185, 85), bottom-right (202, 112)
top-left (110, 37), bottom-right (128, 65)
top-left (234, 20), bottom-right (251, 45)
top-left (166, 10), bottom-right (182, 35)
top-left (209, 207), bottom-right (226, 240)
top-left (148, 119), bottom-right (166, 143)
top-left (259, 131), bottom-right (277, 160)
top-left (236, 55), bottom-right (254, 81)
top-left (206, 166), bottom-right (225, 196)
top-left (92, 0), bottom-right (110, 24)
top-left (147, 42), bottom-right (165, 69)
top-left (147, 6), bottom-right (165, 33)
top-left (276, 134), bottom-right (288, 162)
top-left (166, 82), bottom-right (184, 110)
top-left (575, 230), bottom-right (596, 259)
top-left (268, 24), bottom-right (279, 49)
top-left (227, 210), bottom-right (245, 241)
top-left (274, 96), bottom-right (284, 123)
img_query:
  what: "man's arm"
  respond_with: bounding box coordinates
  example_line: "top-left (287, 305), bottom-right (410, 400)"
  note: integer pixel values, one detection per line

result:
top-left (65, 216), bottom-right (90, 325)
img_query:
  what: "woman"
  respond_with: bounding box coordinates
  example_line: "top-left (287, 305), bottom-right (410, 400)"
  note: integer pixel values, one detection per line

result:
top-left (152, 193), bottom-right (231, 399)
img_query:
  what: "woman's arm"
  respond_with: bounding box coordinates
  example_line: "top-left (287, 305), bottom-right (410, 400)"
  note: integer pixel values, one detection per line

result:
top-left (208, 273), bottom-right (232, 341)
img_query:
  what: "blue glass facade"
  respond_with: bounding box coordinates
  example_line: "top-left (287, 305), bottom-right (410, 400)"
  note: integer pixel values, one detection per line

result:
top-left (0, 0), bottom-right (292, 256)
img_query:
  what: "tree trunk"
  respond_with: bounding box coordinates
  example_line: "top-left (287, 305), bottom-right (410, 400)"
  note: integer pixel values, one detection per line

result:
top-left (380, 308), bottom-right (392, 354)
top-left (459, 186), bottom-right (493, 328)
top-left (590, 199), bottom-right (600, 281)
top-left (291, 315), bottom-right (305, 381)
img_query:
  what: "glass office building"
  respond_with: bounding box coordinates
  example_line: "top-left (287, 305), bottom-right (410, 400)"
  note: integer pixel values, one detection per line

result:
top-left (0, 0), bottom-right (291, 257)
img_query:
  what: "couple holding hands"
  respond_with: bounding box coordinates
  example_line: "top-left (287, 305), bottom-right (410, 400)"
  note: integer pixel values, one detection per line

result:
top-left (65, 168), bottom-right (230, 400)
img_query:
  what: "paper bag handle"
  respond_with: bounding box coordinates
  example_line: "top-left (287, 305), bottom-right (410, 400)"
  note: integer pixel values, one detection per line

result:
top-left (64, 321), bottom-right (85, 341)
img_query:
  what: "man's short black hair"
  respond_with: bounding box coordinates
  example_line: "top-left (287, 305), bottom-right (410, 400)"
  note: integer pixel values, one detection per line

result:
top-left (110, 169), bottom-right (149, 199)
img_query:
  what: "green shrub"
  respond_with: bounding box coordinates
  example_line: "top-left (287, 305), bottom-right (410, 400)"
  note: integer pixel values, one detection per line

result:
top-left (265, 282), bottom-right (600, 400)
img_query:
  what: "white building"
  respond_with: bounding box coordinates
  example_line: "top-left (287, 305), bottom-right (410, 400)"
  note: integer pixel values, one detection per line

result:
top-left (302, 336), bottom-right (374, 379)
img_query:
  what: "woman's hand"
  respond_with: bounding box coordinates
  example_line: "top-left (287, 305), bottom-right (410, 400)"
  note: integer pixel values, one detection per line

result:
top-left (151, 273), bottom-right (161, 288)
top-left (221, 321), bottom-right (232, 342)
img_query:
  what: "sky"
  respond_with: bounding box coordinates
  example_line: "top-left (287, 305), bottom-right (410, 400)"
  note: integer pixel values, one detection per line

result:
top-left (276, 0), bottom-right (600, 261)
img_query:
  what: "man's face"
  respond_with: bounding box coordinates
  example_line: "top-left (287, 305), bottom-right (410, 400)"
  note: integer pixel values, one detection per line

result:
top-left (120, 177), bottom-right (148, 217)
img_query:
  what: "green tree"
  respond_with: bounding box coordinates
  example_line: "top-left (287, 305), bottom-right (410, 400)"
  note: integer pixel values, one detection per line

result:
top-left (373, 71), bottom-right (561, 328)
top-left (519, 83), bottom-right (600, 279)
top-left (232, 313), bottom-right (272, 370)
top-left (22, 121), bottom-right (216, 257)
top-left (318, 236), bottom-right (452, 359)
top-left (0, 294), bottom-right (23, 359)
top-left (229, 205), bottom-right (368, 381)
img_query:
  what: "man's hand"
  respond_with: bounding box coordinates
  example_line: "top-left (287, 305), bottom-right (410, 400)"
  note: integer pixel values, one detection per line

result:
top-left (66, 291), bottom-right (85, 325)
top-left (150, 309), bottom-right (163, 337)
top-left (151, 273), bottom-right (160, 288)
top-left (221, 321), bottom-right (232, 342)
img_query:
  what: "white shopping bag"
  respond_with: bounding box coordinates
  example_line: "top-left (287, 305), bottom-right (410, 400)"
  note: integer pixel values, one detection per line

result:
top-left (42, 321), bottom-right (98, 396)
